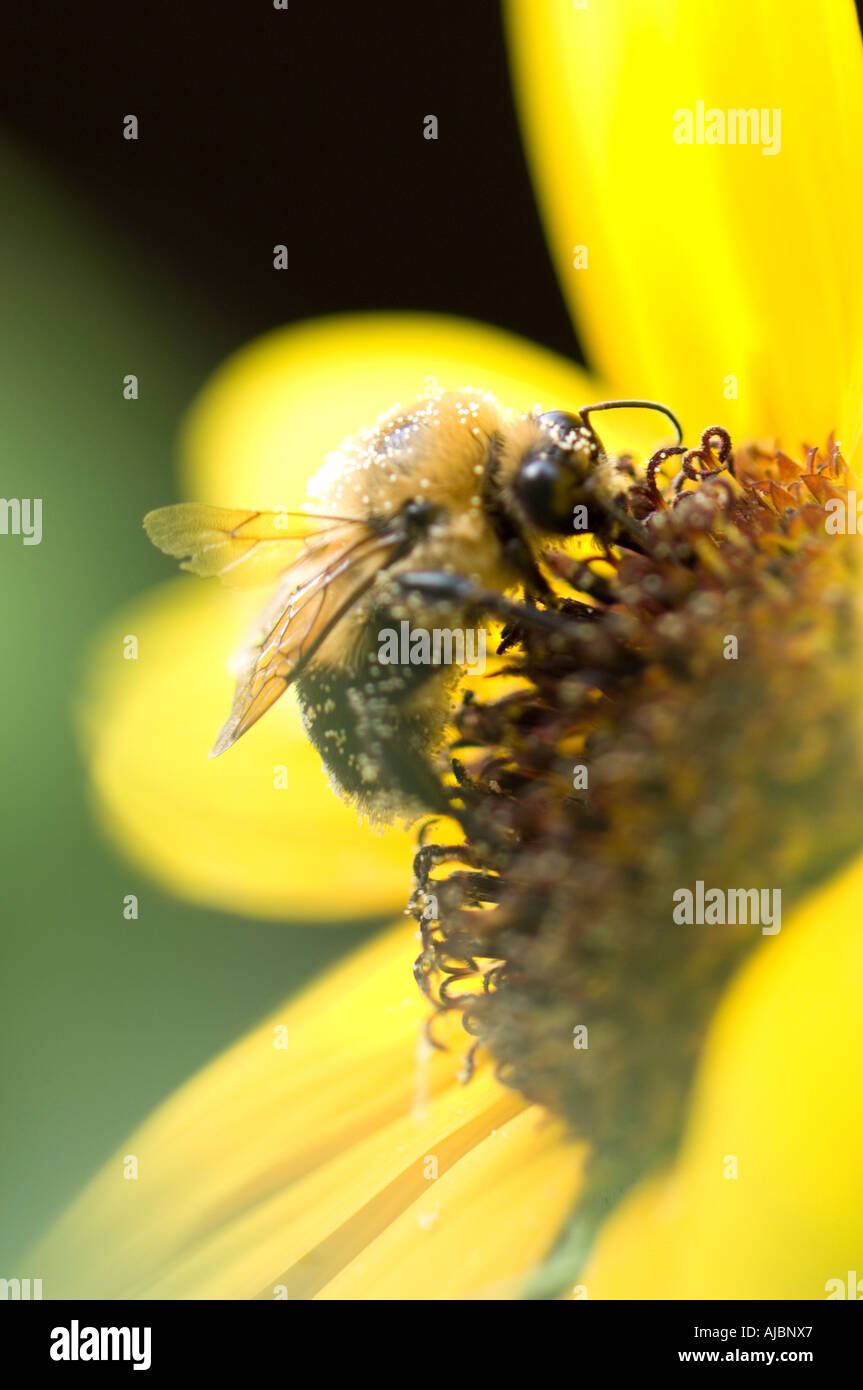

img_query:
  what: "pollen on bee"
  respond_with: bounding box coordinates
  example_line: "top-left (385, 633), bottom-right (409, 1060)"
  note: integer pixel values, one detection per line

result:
top-left (356, 754), bottom-right (376, 780)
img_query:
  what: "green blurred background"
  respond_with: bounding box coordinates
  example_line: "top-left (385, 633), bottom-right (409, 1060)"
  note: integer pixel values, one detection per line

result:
top-left (0, 140), bottom-right (384, 1265)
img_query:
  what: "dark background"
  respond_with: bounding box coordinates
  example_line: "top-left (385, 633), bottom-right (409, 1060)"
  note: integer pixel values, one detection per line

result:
top-left (0, 1), bottom-right (582, 1267)
top-left (1, 0), bottom-right (580, 374)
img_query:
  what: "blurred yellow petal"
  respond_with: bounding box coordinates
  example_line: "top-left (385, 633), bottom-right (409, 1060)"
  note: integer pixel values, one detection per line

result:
top-left (180, 311), bottom-right (601, 504)
top-left (582, 853), bottom-right (863, 1298)
top-left (507, 0), bottom-right (863, 457)
top-left (318, 1105), bottom-right (582, 1300)
top-left (82, 579), bottom-right (417, 919)
top-left (32, 923), bottom-right (583, 1299)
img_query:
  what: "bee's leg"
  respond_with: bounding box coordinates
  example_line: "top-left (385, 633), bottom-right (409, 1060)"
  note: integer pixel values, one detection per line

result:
top-left (499, 534), bottom-right (557, 603)
top-left (392, 570), bottom-right (577, 638)
top-left (381, 739), bottom-right (505, 847)
top-left (601, 508), bottom-right (651, 555)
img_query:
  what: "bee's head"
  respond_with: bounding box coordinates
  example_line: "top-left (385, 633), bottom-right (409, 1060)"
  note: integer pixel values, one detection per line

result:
top-left (512, 410), bottom-right (603, 535)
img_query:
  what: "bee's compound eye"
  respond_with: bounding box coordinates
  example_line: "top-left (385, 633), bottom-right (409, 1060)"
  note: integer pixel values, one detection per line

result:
top-left (513, 448), bottom-right (575, 534)
top-left (536, 410), bottom-right (584, 446)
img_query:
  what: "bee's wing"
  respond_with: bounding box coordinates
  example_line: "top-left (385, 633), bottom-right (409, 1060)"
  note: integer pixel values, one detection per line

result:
top-left (208, 519), bottom-right (413, 756)
top-left (143, 504), bottom-right (359, 588)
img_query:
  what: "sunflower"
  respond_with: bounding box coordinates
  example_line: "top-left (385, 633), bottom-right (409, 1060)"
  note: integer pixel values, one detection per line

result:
top-left (32, 0), bottom-right (863, 1299)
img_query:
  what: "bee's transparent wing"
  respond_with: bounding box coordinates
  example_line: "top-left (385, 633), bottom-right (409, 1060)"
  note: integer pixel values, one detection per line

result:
top-left (200, 517), bottom-right (414, 756)
top-left (144, 502), bottom-right (412, 754)
top-left (143, 504), bottom-right (361, 588)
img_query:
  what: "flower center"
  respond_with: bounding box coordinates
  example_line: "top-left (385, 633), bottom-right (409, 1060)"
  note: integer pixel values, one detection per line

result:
top-left (412, 427), bottom-right (863, 1253)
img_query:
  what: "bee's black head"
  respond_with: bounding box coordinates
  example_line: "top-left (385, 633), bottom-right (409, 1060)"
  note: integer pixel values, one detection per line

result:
top-left (512, 410), bottom-right (602, 535)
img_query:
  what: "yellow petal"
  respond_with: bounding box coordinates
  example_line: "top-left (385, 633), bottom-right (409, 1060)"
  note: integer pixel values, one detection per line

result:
top-left (32, 923), bottom-right (584, 1299)
top-left (317, 1105), bottom-right (582, 1300)
top-left (81, 579), bottom-right (417, 919)
top-left (507, 0), bottom-right (863, 459)
top-left (180, 311), bottom-right (600, 504)
top-left (582, 852), bottom-right (863, 1298)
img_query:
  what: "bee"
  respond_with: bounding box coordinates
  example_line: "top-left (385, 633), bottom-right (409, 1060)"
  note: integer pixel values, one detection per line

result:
top-left (145, 389), bottom-right (682, 821)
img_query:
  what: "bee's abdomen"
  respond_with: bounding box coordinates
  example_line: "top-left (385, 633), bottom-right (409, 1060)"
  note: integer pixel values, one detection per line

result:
top-left (295, 641), bottom-right (451, 820)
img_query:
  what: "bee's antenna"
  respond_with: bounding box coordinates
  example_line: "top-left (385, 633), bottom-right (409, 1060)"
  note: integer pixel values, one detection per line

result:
top-left (578, 399), bottom-right (684, 448)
